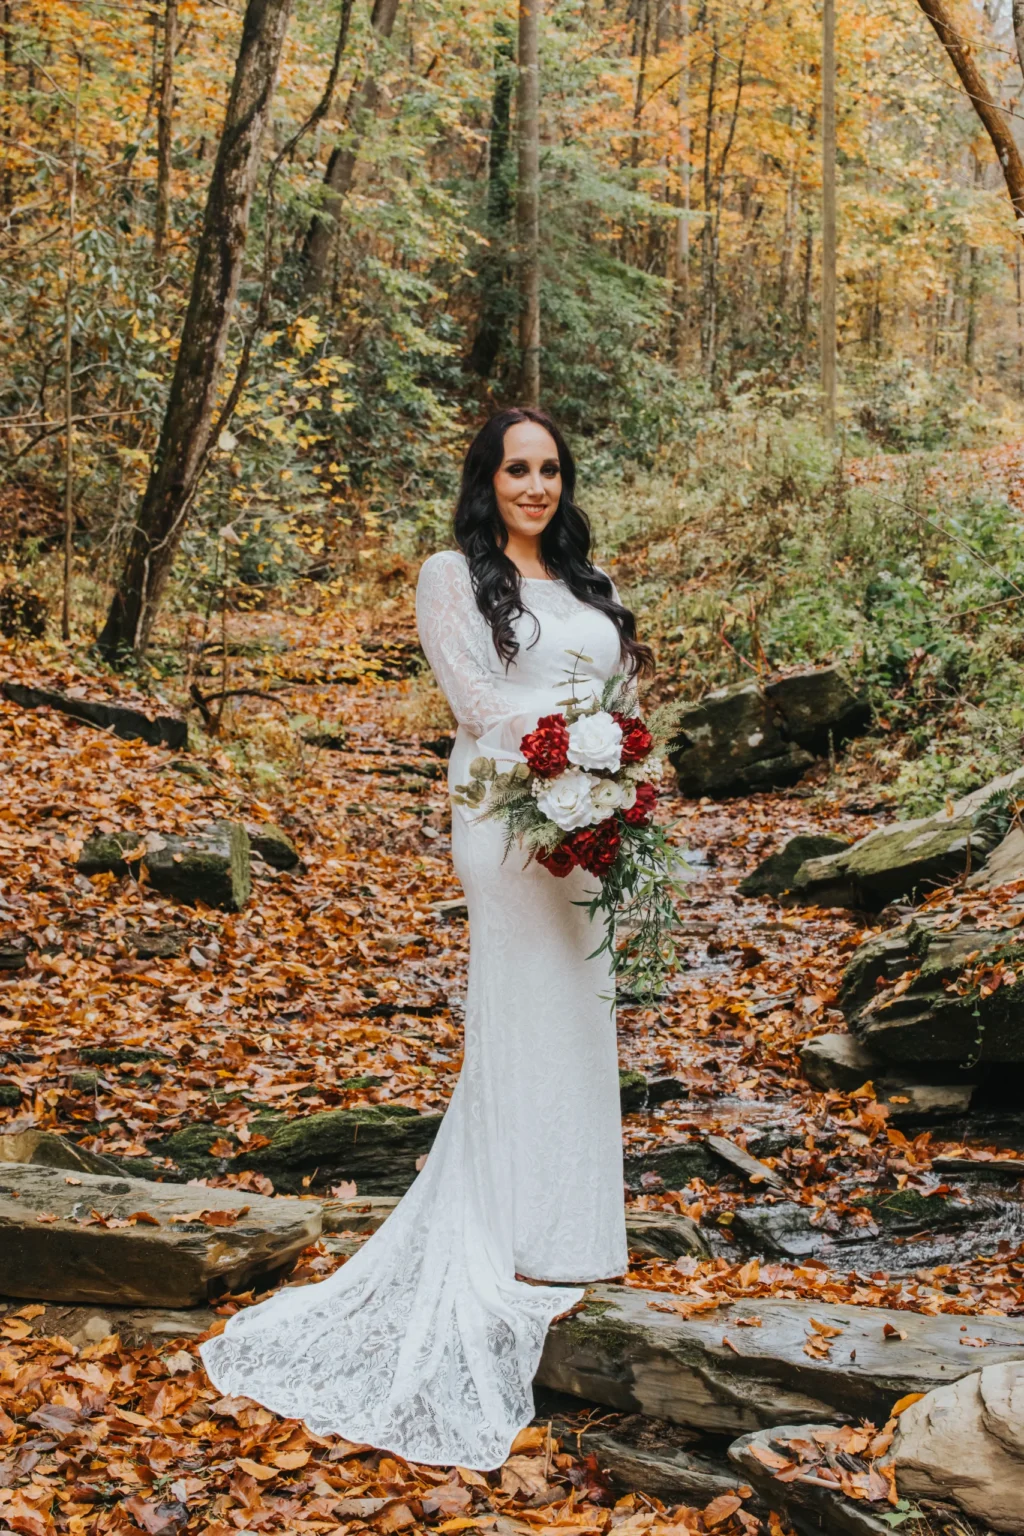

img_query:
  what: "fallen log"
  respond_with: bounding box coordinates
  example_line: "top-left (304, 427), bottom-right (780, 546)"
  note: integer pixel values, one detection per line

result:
top-left (2, 681), bottom-right (188, 749)
top-left (537, 1284), bottom-right (1024, 1436)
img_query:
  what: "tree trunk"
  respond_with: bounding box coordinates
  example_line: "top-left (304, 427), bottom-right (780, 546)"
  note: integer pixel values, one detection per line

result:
top-left (916, 0), bottom-right (1024, 230)
top-left (301, 0), bottom-right (401, 295)
top-left (97, 0), bottom-right (295, 662)
top-left (153, 0), bottom-right (178, 267)
top-left (699, 25), bottom-right (718, 373)
top-left (467, 20), bottom-right (516, 378)
top-left (821, 0), bottom-right (836, 439)
top-left (669, 0), bottom-right (691, 361)
top-left (1012, 0), bottom-right (1024, 82)
top-left (630, 0), bottom-right (651, 171)
top-left (517, 0), bottom-right (541, 405)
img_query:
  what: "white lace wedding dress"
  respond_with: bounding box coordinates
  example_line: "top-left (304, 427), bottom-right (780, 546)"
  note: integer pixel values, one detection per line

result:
top-left (201, 549), bottom-right (628, 1468)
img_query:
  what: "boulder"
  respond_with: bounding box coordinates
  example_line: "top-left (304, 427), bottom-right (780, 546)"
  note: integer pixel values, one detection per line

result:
top-left (144, 822), bottom-right (251, 911)
top-left (734, 1188), bottom-right (976, 1260)
top-left (0, 1082), bottom-right (20, 1107)
top-left (241, 1105), bottom-right (443, 1195)
top-left (77, 822), bottom-right (252, 911)
top-left (619, 1071), bottom-right (688, 1113)
top-left (247, 822), bottom-right (302, 871)
top-left (670, 681), bottom-right (814, 799)
top-left (763, 667), bottom-right (872, 756)
top-left (968, 824), bottom-right (1024, 891)
top-left (0, 1164), bottom-right (320, 1306)
top-left (729, 1427), bottom-right (893, 1536)
top-left (800, 1033), bottom-right (976, 1116)
top-left (839, 916), bottom-right (1024, 1064)
top-left (791, 767), bottom-right (1024, 910)
top-left (2, 680), bottom-right (187, 749)
top-left (538, 1284), bottom-right (1024, 1435)
top-left (0, 1129), bottom-right (122, 1176)
top-left (669, 666), bottom-right (869, 799)
top-left (894, 1363), bottom-right (1024, 1534)
top-left (738, 834), bottom-right (851, 898)
top-left (623, 1139), bottom-right (718, 1192)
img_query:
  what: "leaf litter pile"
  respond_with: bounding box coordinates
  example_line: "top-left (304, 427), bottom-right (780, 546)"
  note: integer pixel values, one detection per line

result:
top-left (2, 600), bottom-right (1023, 1535)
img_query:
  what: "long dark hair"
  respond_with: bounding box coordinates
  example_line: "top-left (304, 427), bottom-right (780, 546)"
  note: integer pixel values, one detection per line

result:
top-left (453, 407), bottom-right (654, 678)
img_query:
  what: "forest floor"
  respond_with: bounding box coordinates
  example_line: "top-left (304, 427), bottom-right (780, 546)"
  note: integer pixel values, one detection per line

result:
top-left (1, 584), bottom-right (1022, 1536)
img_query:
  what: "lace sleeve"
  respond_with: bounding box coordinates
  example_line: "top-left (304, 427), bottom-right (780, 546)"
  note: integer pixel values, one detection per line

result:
top-left (416, 552), bottom-right (528, 748)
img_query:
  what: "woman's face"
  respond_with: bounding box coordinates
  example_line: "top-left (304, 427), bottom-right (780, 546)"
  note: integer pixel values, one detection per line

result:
top-left (492, 421), bottom-right (562, 543)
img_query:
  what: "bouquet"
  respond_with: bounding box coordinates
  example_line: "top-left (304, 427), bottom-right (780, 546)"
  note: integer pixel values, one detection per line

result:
top-left (452, 654), bottom-right (686, 1005)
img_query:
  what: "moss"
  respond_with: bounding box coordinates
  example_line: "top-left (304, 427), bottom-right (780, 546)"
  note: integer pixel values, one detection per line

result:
top-left (76, 832), bottom-right (142, 878)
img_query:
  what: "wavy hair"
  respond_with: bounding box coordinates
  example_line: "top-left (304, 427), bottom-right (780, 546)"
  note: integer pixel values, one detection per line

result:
top-left (453, 407), bottom-right (654, 678)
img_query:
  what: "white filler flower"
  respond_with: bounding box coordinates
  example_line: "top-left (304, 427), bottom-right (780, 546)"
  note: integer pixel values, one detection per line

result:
top-left (566, 710), bottom-right (623, 773)
top-left (534, 768), bottom-right (598, 831)
top-left (590, 777), bottom-right (625, 816)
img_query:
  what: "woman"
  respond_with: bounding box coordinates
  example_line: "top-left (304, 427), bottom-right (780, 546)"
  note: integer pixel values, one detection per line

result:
top-left (201, 407), bottom-right (653, 1470)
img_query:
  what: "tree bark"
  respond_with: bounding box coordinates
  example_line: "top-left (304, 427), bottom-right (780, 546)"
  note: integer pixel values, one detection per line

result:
top-left (301, 0), bottom-right (401, 295)
top-left (630, 0), bottom-right (651, 171)
top-left (98, 0), bottom-right (295, 661)
top-left (467, 20), bottom-right (516, 378)
top-left (1012, 0), bottom-right (1024, 84)
top-left (517, 0), bottom-right (541, 405)
top-left (153, 0), bottom-right (178, 267)
top-left (669, 0), bottom-right (691, 361)
top-left (62, 59), bottom-right (81, 644)
top-left (821, 0), bottom-right (836, 439)
top-left (916, 0), bottom-right (1024, 229)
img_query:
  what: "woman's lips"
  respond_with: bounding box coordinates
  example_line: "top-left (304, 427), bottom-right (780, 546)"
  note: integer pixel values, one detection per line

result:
top-left (521, 504), bottom-right (548, 518)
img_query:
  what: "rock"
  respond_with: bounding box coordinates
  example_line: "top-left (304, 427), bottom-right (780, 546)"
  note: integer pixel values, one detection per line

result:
top-left (247, 822), bottom-right (302, 871)
top-left (669, 667), bottom-right (869, 799)
top-left (791, 767), bottom-right (1024, 910)
top-left (799, 1033), bottom-right (976, 1118)
top-left (968, 824), bottom-right (1024, 891)
top-left (76, 823), bottom-right (251, 910)
top-left (730, 1426), bottom-right (894, 1536)
top-left (0, 1082), bottom-right (20, 1107)
top-left (894, 1363), bottom-right (1024, 1534)
top-left (705, 1134), bottom-right (787, 1191)
top-left (620, 1072), bottom-right (689, 1112)
top-left (623, 1140), bottom-right (718, 1192)
top-left (550, 1415), bottom-right (746, 1506)
top-left (733, 1188), bottom-right (975, 1259)
top-left (619, 1071), bottom-right (649, 1113)
top-left (0, 940), bottom-right (28, 971)
top-left (320, 1195), bottom-right (399, 1234)
top-left (763, 667), bottom-right (872, 756)
top-left (739, 834), bottom-right (851, 898)
top-left (168, 758), bottom-right (216, 785)
top-left (538, 1284), bottom-right (1024, 1436)
top-left (10, 1301), bottom-right (221, 1349)
top-left (625, 1211), bottom-right (711, 1261)
top-left (128, 927), bottom-right (186, 960)
top-left (76, 831), bottom-right (143, 878)
top-left (839, 915), bottom-right (1024, 1065)
top-left (0, 1164), bottom-right (320, 1306)
top-left (0, 1129), bottom-right (122, 1176)
top-left (800, 1033), bottom-right (882, 1091)
top-left (670, 680), bottom-right (815, 799)
top-left (431, 896), bottom-right (468, 918)
top-left (241, 1106), bottom-right (443, 1195)
top-left (932, 1155), bottom-right (1024, 1181)
top-left (2, 680), bottom-right (188, 749)
top-left (143, 822), bottom-right (251, 911)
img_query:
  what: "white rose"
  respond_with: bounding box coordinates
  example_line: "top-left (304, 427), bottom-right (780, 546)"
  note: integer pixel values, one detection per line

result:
top-left (618, 781), bottom-right (637, 811)
top-left (566, 710), bottom-right (623, 773)
top-left (534, 768), bottom-right (598, 831)
top-left (591, 778), bottom-right (624, 815)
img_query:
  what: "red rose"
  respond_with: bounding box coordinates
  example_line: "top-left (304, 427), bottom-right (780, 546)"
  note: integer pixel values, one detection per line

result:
top-left (613, 712), bottom-right (653, 764)
top-left (622, 781), bottom-right (658, 827)
top-left (521, 713), bottom-right (570, 778)
top-left (536, 842), bottom-right (577, 878)
top-left (568, 816), bottom-right (621, 877)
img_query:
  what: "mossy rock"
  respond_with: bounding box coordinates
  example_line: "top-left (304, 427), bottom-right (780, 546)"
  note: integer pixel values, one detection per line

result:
top-left (240, 1105), bottom-right (443, 1196)
top-left (619, 1070), bottom-right (649, 1113)
top-left (855, 1188), bottom-right (974, 1233)
top-left (792, 767), bottom-right (1024, 911)
top-left (76, 832), bottom-right (143, 879)
top-left (0, 1081), bottom-right (21, 1108)
top-left (739, 834), bottom-right (851, 899)
top-left (144, 821), bottom-right (251, 911)
top-left (247, 823), bottom-right (301, 871)
top-left (840, 917), bottom-right (1024, 1064)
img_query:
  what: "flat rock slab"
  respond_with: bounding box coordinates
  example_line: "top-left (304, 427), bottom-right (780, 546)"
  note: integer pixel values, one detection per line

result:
top-left (547, 1418), bottom-right (745, 1506)
top-left (2, 680), bottom-right (187, 750)
top-left (739, 835), bottom-right (851, 899)
top-left (0, 1165), bottom-right (320, 1307)
top-left (729, 1427), bottom-right (893, 1536)
top-left (0, 1129), bottom-right (121, 1176)
top-left (5, 1300), bottom-right (222, 1350)
top-left (791, 766), bottom-right (1024, 911)
top-left (538, 1285), bottom-right (1024, 1436)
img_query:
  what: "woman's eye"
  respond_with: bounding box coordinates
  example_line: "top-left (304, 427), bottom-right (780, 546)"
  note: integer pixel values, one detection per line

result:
top-left (506, 463), bottom-right (527, 476)
top-left (541, 463), bottom-right (560, 477)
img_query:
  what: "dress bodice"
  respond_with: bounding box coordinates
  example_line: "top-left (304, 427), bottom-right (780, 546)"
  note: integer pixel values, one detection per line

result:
top-left (415, 550), bottom-right (624, 744)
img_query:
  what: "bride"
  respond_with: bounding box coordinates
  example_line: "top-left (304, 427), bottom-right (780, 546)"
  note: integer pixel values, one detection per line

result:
top-left (201, 406), bottom-right (654, 1469)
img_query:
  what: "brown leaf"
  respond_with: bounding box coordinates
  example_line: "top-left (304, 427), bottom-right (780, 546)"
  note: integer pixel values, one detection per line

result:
top-left (703, 1494), bottom-right (743, 1527)
top-left (235, 1456), bottom-right (277, 1481)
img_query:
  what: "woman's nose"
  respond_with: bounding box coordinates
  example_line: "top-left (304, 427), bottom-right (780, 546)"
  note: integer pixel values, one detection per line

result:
top-left (524, 469), bottom-right (546, 497)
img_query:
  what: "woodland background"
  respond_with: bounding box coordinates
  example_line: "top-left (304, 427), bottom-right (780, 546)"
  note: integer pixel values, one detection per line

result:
top-left (0, 0), bottom-right (1023, 808)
